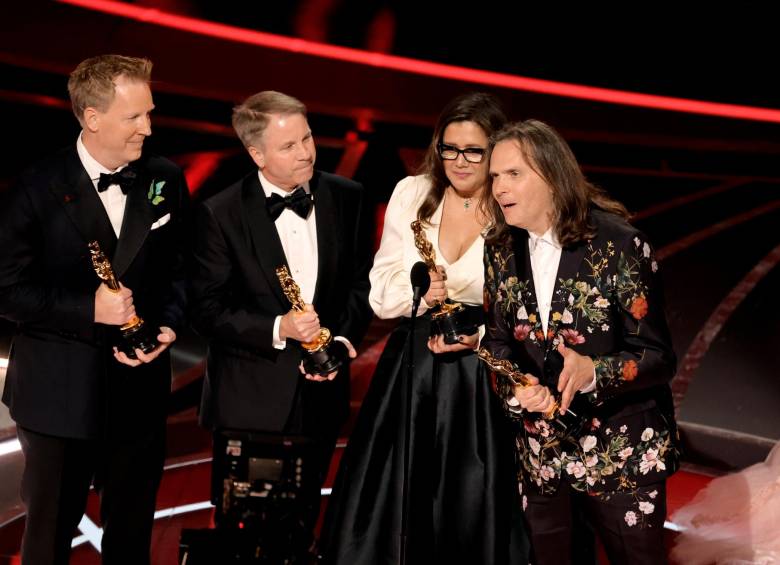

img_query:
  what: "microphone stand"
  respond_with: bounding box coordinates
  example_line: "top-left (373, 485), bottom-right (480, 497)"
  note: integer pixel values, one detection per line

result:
top-left (400, 268), bottom-right (427, 565)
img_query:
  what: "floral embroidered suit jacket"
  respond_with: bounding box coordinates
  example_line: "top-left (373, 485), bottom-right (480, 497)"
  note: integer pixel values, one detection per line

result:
top-left (483, 209), bottom-right (680, 500)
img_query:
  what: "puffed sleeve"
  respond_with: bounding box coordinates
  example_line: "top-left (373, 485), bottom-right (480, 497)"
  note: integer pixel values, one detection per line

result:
top-left (369, 176), bottom-right (430, 319)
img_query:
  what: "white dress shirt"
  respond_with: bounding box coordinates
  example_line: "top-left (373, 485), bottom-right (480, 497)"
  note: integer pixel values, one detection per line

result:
top-left (258, 172), bottom-right (319, 349)
top-left (528, 228), bottom-right (596, 393)
top-left (529, 229), bottom-right (563, 337)
top-left (76, 132), bottom-right (127, 237)
top-left (370, 173), bottom-right (485, 346)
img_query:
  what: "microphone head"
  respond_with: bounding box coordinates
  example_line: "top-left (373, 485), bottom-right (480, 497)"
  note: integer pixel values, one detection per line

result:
top-left (410, 261), bottom-right (431, 296)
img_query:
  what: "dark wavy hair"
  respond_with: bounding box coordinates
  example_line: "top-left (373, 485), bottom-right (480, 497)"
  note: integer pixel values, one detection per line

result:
top-left (485, 119), bottom-right (629, 247)
top-left (417, 92), bottom-right (507, 223)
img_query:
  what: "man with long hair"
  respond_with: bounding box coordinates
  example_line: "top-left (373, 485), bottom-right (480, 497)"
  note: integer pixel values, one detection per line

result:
top-left (483, 119), bottom-right (679, 564)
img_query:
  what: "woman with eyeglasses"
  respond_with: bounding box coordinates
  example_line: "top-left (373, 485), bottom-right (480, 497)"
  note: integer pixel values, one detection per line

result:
top-left (320, 92), bottom-right (528, 564)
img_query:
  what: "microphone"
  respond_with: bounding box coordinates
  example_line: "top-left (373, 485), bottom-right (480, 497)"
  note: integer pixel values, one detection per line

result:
top-left (410, 261), bottom-right (431, 311)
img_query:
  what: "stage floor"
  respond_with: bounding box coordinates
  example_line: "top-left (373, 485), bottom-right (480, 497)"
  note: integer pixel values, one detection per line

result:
top-left (0, 416), bottom-right (716, 564)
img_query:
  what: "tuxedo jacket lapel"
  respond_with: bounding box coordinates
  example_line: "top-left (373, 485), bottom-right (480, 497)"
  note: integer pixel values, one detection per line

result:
top-left (310, 172), bottom-right (337, 308)
top-left (48, 148), bottom-right (117, 257)
top-left (510, 228), bottom-right (540, 317)
top-left (540, 239), bottom-right (588, 355)
top-left (510, 228), bottom-right (545, 362)
top-left (242, 174), bottom-right (289, 309)
top-left (550, 240), bottom-right (588, 317)
top-left (514, 227), bottom-right (589, 353)
top-left (112, 168), bottom-right (156, 278)
top-left (554, 242), bottom-right (588, 293)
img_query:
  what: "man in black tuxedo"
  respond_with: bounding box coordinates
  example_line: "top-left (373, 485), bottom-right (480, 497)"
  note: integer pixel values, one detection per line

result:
top-left (0, 55), bottom-right (190, 564)
top-left (191, 90), bottom-right (373, 555)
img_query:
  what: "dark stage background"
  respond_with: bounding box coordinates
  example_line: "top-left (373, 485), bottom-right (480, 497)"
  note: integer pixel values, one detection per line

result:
top-left (0, 1), bottom-right (777, 562)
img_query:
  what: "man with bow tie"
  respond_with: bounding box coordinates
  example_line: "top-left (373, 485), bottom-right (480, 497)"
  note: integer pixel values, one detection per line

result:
top-left (0, 55), bottom-right (191, 564)
top-left (191, 90), bottom-right (373, 556)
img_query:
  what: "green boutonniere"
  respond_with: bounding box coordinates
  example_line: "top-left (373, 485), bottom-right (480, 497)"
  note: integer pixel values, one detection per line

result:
top-left (147, 180), bottom-right (166, 205)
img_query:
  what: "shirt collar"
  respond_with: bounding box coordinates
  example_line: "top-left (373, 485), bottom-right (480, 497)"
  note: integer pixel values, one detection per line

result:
top-left (257, 170), bottom-right (310, 198)
top-left (76, 132), bottom-right (127, 183)
top-left (528, 227), bottom-right (561, 253)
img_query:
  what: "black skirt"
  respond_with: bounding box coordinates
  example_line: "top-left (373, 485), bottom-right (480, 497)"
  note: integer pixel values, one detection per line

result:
top-left (320, 312), bottom-right (528, 564)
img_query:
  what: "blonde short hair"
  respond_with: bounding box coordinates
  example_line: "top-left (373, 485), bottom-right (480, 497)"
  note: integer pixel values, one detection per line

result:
top-left (232, 91), bottom-right (307, 148)
top-left (67, 54), bottom-right (152, 124)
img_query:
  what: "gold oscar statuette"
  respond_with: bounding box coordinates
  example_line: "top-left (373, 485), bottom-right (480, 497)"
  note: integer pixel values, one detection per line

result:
top-left (88, 241), bottom-right (157, 359)
top-left (478, 347), bottom-right (589, 438)
top-left (477, 348), bottom-right (560, 419)
top-left (410, 220), bottom-right (478, 343)
top-left (275, 265), bottom-right (344, 375)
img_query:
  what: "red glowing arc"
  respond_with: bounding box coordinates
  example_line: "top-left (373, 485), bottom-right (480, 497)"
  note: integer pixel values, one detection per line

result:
top-left (57, 0), bottom-right (780, 124)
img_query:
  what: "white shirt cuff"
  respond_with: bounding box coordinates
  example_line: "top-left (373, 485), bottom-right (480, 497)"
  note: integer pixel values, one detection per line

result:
top-left (579, 366), bottom-right (597, 393)
top-left (506, 396), bottom-right (523, 414)
top-left (334, 335), bottom-right (353, 353)
top-left (272, 315), bottom-right (286, 350)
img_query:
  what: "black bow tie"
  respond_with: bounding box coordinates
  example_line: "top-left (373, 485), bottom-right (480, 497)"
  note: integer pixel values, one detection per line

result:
top-left (97, 167), bottom-right (137, 194)
top-left (266, 187), bottom-right (313, 220)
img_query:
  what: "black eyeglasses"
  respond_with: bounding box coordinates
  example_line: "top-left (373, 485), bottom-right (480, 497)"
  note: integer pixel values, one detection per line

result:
top-left (438, 143), bottom-right (486, 164)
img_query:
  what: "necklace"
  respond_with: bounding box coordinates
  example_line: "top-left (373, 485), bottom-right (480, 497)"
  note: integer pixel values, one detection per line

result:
top-left (449, 187), bottom-right (478, 210)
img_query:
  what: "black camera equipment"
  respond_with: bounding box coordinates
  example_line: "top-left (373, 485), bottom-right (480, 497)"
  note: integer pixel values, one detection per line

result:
top-left (179, 431), bottom-right (315, 564)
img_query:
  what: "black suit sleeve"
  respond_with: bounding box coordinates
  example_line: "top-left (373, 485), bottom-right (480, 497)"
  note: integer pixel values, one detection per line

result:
top-left (333, 184), bottom-right (373, 347)
top-left (0, 179), bottom-right (94, 331)
top-left (190, 202), bottom-right (277, 354)
top-left (590, 233), bottom-right (677, 402)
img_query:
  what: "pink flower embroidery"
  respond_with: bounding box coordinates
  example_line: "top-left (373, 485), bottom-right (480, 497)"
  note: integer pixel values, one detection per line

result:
top-left (513, 323), bottom-right (532, 341)
top-left (639, 447), bottom-right (666, 475)
top-left (566, 461), bottom-right (586, 478)
top-left (639, 501), bottom-right (655, 515)
top-left (535, 420), bottom-right (552, 438)
top-left (560, 328), bottom-right (585, 345)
